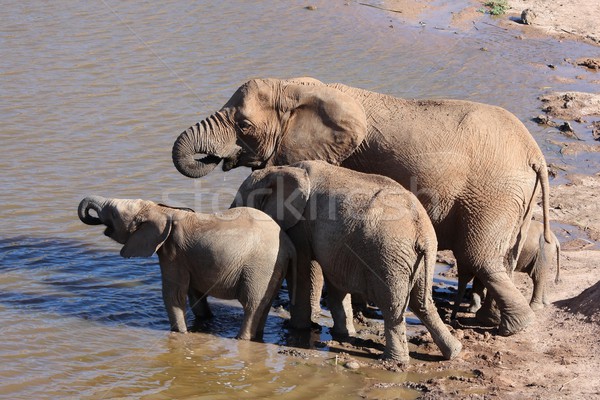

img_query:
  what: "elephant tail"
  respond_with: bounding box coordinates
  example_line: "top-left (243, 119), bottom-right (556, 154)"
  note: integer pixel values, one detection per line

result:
top-left (532, 159), bottom-right (552, 244)
top-left (554, 241), bottom-right (561, 284)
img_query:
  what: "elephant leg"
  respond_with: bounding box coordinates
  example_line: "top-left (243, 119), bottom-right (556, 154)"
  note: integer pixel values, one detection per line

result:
top-left (410, 252), bottom-right (462, 360)
top-left (254, 302), bottom-right (272, 342)
top-left (542, 279), bottom-right (551, 306)
top-left (255, 271), bottom-right (287, 341)
top-left (528, 260), bottom-right (547, 310)
top-left (351, 292), bottom-right (371, 318)
top-left (457, 203), bottom-right (535, 335)
top-left (188, 287), bottom-right (213, 320)
top-left (310, 260), bottom-right (324, 318)
top-left (467, 277), bottom-right (486, 314)
top-left (161, 274), bottom-right (189, 333)
top-left (370, 281), bottom-right (411, 362)
top-left (454, 254), bottom-right (501, 326)
top-left (325, 279), bottom-right (356, 336)
top-left (529, 283), bottom-right (546, 310)
top-left (476, 265), bottom-right (534, 335)
top-left (238, 300), bottom-right (261, 341)
top-left (380, 309), bottom-right (410, 363)
top-left (287, 260), bottom-right (314, 330)
top-left (451, 265), bottom-right (472, 320)
top-left (251, 297), bottom-right (276, 342)
top-left (475, 291), bottom-right (501, 326)
top-left (286, 229), bottom-right (313, 330)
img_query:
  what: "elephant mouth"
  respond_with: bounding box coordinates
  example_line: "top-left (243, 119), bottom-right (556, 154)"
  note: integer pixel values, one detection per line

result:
top-left (195, 153), bottom-right (223, 166)
top-left (222, 147), bottom-right (265, 171)
top-left (250, 160), bottom-right (269, 171)
top-left (222, 157), bottom-right (237, 172)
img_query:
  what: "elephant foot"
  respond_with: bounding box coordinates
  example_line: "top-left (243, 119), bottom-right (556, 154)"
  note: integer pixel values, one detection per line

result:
top-left (250, 333), bottom-right (265, 343)
top-left (438, 336), bottom-right (463, 360)
top-left (331, 321), bottom-right (356, 337)
top-left (498, 307), bottom-right (535, 336)
top-left (466, 298), bottom-right (482, 314)
top-left (236, 332), bottom-right (252, 340)
top-left (311, 310), bottom-right (322, 321)
top-left (285, 318), bottom-right (320, 331)
top-left (466, 304), bottom-right (482, 314)
top-left (288, 308), bottom-right (314, 331)
top-left (381, 350), bottom-right (410, 365)
top-left (287, 321), bottom-right (313, 331)
top-left (529, 301), bottom-right (545, 311)
top-left (475, 306), bottom-right (501, 326)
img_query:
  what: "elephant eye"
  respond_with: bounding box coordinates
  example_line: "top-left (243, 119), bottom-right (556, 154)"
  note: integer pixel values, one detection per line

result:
top-left (238, 120), bottom-right (253, 131)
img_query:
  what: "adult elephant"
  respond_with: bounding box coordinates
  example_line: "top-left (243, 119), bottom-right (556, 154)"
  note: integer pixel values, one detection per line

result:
top-left (172, 77), bottom-right (551, 336)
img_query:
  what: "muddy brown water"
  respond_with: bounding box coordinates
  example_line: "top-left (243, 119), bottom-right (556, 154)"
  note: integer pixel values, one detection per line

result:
top-left (1, 1), bottom-right (599, 398)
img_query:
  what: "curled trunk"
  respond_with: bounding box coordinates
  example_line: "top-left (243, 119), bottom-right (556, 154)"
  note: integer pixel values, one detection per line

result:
top-left (78, 195), bottom-right (107, 225)
top-left (172, 112), bottom-right (233, 178)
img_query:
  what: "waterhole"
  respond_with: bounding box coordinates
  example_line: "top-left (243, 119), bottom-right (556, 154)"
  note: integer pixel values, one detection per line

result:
top-left (2, 0), bottom-right (597, 398)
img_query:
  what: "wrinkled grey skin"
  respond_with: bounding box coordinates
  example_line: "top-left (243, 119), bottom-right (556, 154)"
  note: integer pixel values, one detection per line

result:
top-left (78, 195), bottom-right (295, 340)
top-left (452, 221), bottom-right (561, 319)
top-left (172, 77), bottom-right (551, 336)
top-left (232, 160), bottom-right (462, 363)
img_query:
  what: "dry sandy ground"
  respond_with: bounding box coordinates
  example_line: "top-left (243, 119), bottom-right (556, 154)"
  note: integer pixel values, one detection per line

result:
top-left (382, 0), bottom-right (600, 46)
top-left (503, 0), bottom-right (600, 46)
top-left (337, 1), bottom-right (600, 398)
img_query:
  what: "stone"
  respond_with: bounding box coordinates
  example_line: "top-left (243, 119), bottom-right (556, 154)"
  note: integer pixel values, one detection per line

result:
top-left (345, 361), bottom-right (360, 369)
top-left (521, 8), bottom-right (537, 25)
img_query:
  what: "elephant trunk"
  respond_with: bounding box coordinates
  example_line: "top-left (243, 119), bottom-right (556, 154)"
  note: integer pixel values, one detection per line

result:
top-left (172, 111), bottom-right (235, 178)
top-left (78, 195), bottom-right (107, 225)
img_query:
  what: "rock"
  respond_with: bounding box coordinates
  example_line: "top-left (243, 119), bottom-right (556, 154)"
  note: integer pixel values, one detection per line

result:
top-left (590, 121), bottom-right (600, 141)
top-left (533, 115), bottom-right (559, 127)
top-left (305, 5), bottom-right (317, 11)
top-left (521, 8), bottom-right (536, 25)
top-left (538, 92), bottom-right (600, 120)
top-left (559, 122), bottom-right (575, 133)
top-left (557, 122), bottom-right (583, 140)
top-left (575, 58), bottom-right (600, 70)
top-left (345, 361), bottom-right (360, 369)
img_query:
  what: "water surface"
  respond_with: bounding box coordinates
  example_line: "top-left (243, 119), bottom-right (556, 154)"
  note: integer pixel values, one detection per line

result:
top-left (1, 0), bottom-right (598, 398)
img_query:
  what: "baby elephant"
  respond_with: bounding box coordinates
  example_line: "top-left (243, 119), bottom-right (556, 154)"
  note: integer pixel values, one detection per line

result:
top-left (453, 220), bottom-right (561, 318)
top-left (78, 196), bottom-right (295, 340)
top-left (232, 160), bottom-right (462, 363)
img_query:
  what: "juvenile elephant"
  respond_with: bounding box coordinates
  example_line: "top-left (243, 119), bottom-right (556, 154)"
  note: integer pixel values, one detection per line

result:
top-left (172, 77), bottom-right (551, 336)
top-left (232, 160), bottom-right (462, 363)
top-left (452, 221), bottom-right (561, 319)
top-left (78, 195), bottom-right (295, 340)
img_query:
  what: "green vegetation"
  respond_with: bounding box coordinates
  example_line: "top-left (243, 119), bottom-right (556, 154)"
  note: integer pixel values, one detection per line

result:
top-left (479, 0), bottom-right (510, 15)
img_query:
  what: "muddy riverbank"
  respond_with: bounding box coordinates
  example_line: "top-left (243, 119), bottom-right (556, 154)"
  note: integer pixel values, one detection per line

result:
top-left (355, 1), bottom-right (600, 398)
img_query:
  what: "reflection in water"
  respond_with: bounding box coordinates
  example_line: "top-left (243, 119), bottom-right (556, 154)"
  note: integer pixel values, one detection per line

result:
top-left (1, 0), bottom-right (598, 397)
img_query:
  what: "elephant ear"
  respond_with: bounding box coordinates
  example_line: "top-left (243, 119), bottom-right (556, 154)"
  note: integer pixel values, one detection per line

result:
top-left (275, 84), bottom-right (367, 165)
top-left (237, 166), bottom-right (310, 231)
top-left (120, 210), bottom-right (172, 258)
